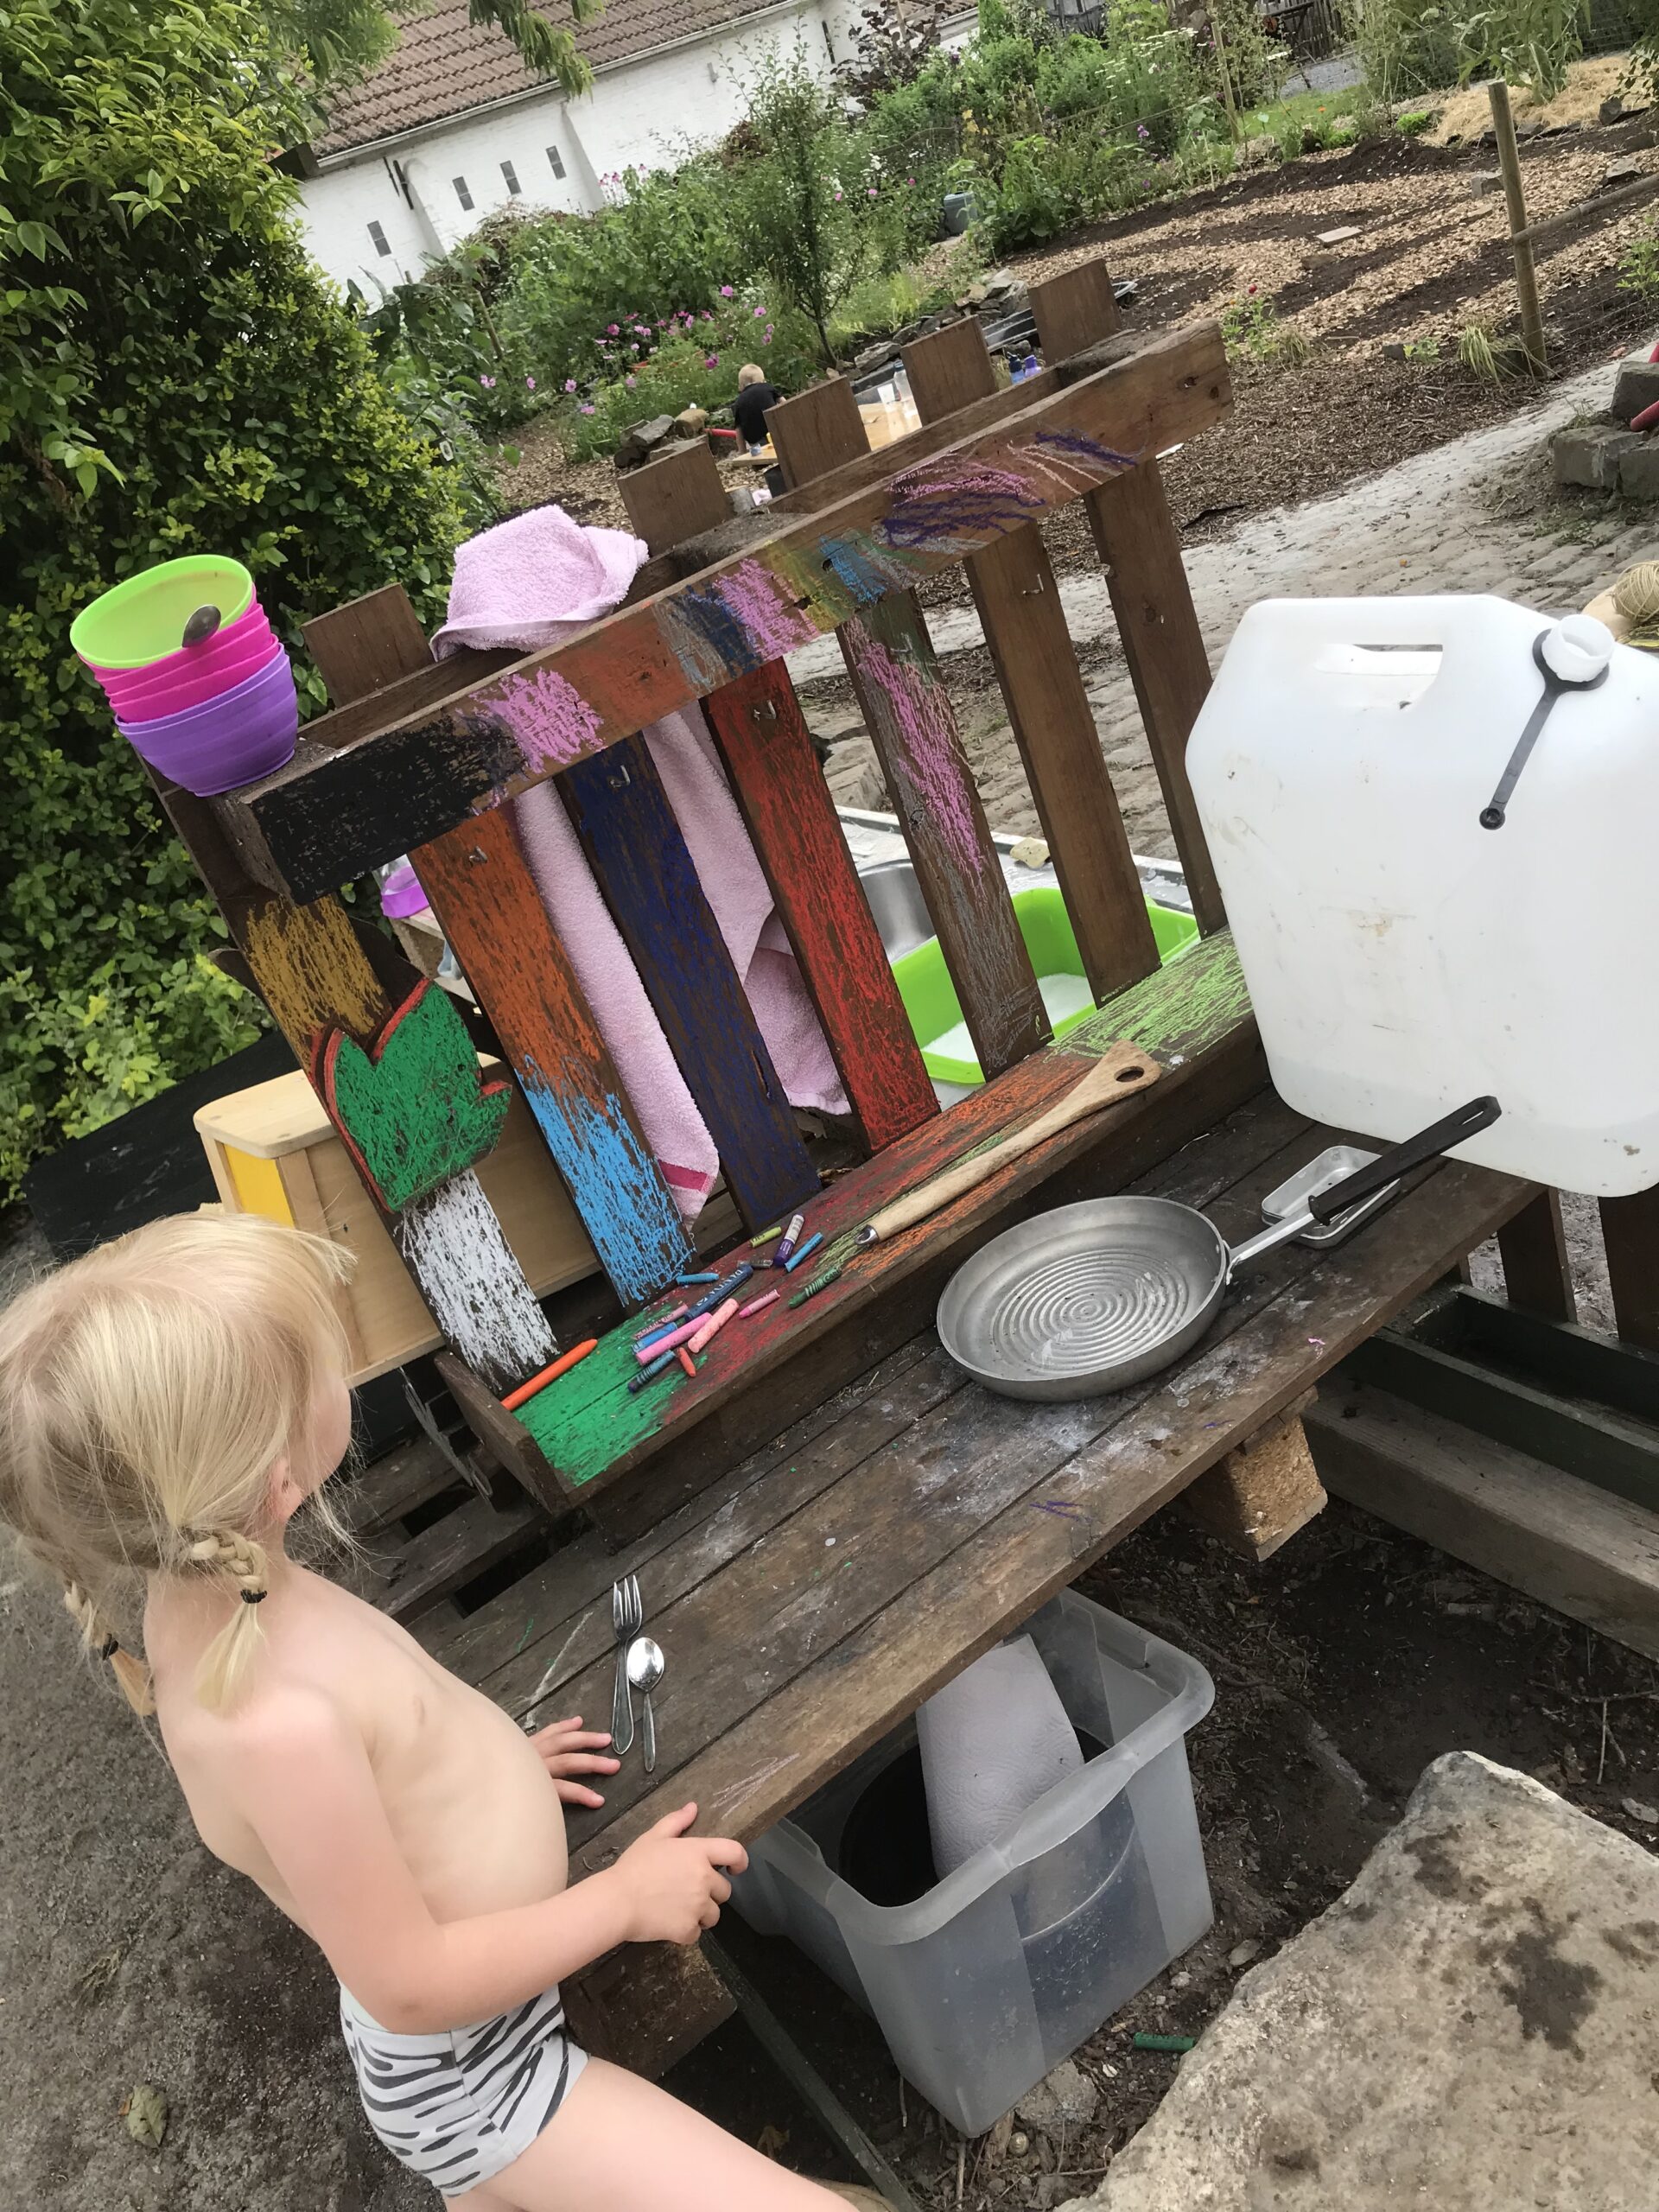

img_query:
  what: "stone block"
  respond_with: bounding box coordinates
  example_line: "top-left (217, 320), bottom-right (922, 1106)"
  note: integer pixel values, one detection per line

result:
top-left (1618, 440), bottom-right (1659, 499)
top-left (1611, 355), bottom-right (1659, 424)
top-left (1065, 1754), bottom-right (1659, 2212)
top-left (1550, 422), bottom-right (1639, 488)
top-left (1605, 155), bottom-right (1647, 185)
top-left (1314, 225), bottom-right (1363, 245)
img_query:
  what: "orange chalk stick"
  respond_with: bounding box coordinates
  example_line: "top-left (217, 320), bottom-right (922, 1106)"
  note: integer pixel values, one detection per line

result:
top-left (501, 1339), bottom-right (599, 1412)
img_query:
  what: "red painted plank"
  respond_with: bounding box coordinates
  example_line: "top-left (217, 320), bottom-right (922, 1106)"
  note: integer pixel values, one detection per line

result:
top-left (701, 660), bottom-right (938, 1154)
top-left (558, 732), bottom-right (820, 1232)
top-left (841, 594), bottom-right (1049, 1081)
top-left (412, 807), bottom-right (693, 1308)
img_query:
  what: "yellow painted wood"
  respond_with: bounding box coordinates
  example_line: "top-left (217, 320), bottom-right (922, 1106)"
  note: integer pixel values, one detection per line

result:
top-left (224, 1146), bottom-right (295, 1228)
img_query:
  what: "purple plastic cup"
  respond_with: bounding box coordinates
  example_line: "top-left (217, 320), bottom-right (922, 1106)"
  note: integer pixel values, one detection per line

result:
top-left (118, 651), bottom-right (298, 796)
top-left (95, 616), bottom-right (278, 716)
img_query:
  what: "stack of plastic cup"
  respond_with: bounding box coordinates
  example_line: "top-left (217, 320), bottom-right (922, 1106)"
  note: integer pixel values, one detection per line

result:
top-left (72, 556), bottom-right (298, 796)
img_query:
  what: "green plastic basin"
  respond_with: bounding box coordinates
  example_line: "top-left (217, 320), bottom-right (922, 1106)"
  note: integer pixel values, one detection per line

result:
top-left (71, 556), bottom-right (256, 672)
top-left (893, 885), bottom-right (1198, 1088)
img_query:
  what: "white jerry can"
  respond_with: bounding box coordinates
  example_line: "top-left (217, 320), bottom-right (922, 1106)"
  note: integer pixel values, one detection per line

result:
top-left (1185, 595), bottom-right (1659, 1197)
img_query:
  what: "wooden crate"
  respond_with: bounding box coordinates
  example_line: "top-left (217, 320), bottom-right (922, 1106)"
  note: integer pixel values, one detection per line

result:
top-left (194, 1066), bottom-right (599, 1384)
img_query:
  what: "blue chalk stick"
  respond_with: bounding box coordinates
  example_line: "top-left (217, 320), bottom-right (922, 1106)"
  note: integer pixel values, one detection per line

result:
top-left (628, 1348), bottom-right (677, 1394)
top-left (676, 1271), bottom-right (720, 1284)
top-left (782, 1232), bottom-right (824, 1274)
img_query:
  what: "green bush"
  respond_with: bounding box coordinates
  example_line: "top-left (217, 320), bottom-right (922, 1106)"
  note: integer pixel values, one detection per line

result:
top-left (1396, 105), bottom-right (1436, 130)
top-left (1, 0), bottom-right (479, 1203)
top-left (1356, 0), bottom-right (1584, 100)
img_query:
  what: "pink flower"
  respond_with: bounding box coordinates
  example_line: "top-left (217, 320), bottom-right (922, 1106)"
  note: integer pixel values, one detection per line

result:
top-left (702, 309), bottom-right (713, 321)
top-left (633, 323), bottom-right (650, 336)
top-left (479, 374), bottom-right (496, 388)
top-left (626, 374), bottom-right (636, 386)
top-left (753, 304), bottom-right (766, 317)
top-left (720, 284), bottom-right (734, 296)
top-left (704, 353), bottom-right (719, 367)
top-left (563, 378), bottom-right (576, 391)
top-left (906, 175), bottom-right (916, 184)
top-left (834, 189), bottom-right (843, 200)
top-left (579, 403), bottom-right (595, 415)
top-left (607, 322), bottom-right (619, 334)
top-left (867, 186), bottom-right (877, 197)
top-left (525, 375), bottom-right (536, 389)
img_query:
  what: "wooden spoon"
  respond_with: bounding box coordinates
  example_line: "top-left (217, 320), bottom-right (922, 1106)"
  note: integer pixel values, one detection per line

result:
top-left (853, 1040), bottom-right (1161, 1247)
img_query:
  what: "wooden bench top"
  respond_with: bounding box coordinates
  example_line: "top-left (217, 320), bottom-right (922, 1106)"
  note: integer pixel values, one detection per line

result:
top-left (416, 1088), bottom-right (1529, 1871)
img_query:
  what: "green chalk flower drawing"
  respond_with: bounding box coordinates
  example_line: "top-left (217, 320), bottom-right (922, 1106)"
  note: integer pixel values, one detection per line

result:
top-left (321, 982), bottom-right (512, 1214)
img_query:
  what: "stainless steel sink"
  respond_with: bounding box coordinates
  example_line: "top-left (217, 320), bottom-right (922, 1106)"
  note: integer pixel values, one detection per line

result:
top-left (857, 858), bottom-right (937, 962)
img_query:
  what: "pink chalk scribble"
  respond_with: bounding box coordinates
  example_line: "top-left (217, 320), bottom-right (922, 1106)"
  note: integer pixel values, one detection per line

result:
top-left (853, 637), bottom-right (989, 881)
top-left (715, 559), bottom-right (821, 658)
top-left (493, 666), bottom-right (602, 772)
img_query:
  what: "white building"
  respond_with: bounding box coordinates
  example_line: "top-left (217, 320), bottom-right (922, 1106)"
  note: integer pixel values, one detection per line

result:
top-left (297, 0), bottom-right (855, 295)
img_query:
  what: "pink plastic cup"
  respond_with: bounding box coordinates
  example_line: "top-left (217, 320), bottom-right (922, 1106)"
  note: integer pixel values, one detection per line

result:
top-left (117, 651), bottom-right (298, 797)
top-left (92, 608), bottom-right (277, 715)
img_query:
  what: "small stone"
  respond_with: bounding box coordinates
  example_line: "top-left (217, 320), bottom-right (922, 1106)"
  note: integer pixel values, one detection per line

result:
top-left (1229, 1938), bottom-right (1262, 1967)
top-left (1621, 1797), bottom-right (1659, 1824)
top-left (1009, 2131), bottom-right (1031, 2157)
top-left (1314, 225), bottom-right (1363, 246)
top-left (1601, 93), bottom-right (1625, 124)
top-left (1619, 442), bottom-right (1659, 499)
top-left (1016, 2059), bottom-right (1100, 2134)
top-left (1171, 1970), bottom-right (1192, 1988)
top-left (1467, 169), bottom-right (1502, 196)
top-left (1615, 357), bottom-right (1659, 427)
top-left (1382, 341), bottom-right (1407, 361)
top-left (1011, 836), bottom-right (1050, 868)
top-left (1605, 156), bottom-right (1647, 187)
top-left (1550, 423), bottom-right (1640, 489)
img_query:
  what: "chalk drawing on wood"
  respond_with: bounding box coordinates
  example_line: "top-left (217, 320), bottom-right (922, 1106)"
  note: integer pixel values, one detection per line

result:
top-left (321, 980), bottom-right (512, 1213)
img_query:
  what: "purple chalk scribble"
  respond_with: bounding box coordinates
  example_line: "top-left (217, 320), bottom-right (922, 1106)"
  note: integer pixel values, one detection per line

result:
top-left (493, 666), bottom-right (602, 772)
top-left (716, 559), bottom-right (822, 658)
top-left (880, 456), bottom-right (1046, 551)
top-left (851, 636), bottom-right (989, 882)
top-left (1014, 427), bottom-right (1141, 497)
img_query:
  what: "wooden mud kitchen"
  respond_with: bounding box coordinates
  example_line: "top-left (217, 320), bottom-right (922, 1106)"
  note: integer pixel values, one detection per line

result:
top-left (164, 255), bottom-right (1616, 2163)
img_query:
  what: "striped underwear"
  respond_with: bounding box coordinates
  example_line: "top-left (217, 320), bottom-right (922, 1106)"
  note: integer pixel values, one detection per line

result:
top-left (340, 1981), bottom-right (587, 2199)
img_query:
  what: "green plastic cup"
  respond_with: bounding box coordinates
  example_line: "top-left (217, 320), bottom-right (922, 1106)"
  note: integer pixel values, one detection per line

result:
top-left (71, 556), bottom-right (256, 672)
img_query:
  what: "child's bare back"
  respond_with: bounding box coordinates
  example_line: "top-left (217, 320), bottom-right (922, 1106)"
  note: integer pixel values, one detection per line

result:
top-left (0, 1214), bottom-right (855, 2212)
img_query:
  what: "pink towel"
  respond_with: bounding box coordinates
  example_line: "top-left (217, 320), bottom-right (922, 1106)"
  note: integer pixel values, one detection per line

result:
top-left (435, 505), bottom-right (848, 1218)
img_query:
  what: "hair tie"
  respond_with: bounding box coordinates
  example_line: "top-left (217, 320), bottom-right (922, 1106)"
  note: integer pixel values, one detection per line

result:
top-left (99, 1636), bottom-right (120, 1659)
top-left (239, 1589), bottom-right (267, 1606)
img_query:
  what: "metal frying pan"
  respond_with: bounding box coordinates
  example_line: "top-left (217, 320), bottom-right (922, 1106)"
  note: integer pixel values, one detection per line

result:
top-left (937, 1096), bottom-right (1501, 1403)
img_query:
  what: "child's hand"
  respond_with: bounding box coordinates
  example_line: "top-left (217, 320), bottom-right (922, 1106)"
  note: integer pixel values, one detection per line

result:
top-left (611, 1803), bottom-right (749, 1945)
top-left (528, 1716), bottom-right (620, 1809)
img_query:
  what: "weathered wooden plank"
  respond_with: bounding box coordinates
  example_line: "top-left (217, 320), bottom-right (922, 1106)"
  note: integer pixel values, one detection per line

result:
top-left (901, 318), bottom-right (1160, 1003)
top-left (565, 1150), bottom-right (1528, 1869)
top-left (1029, 270), bottom-right (1224, 933)
top-left (840, 592), bottom-right (1049, 1079)
top-left (558, 732), bottom-right (819, 1231)
top-left (700, 661), bottom-right (938, 1152)
top-left (213, 322), bottom-right (1232, 902)
top-left (302, 586), bottom-right (435, 705)
top-left (765, 378), bottom-right (1048, 1083)
top-left (509, 931), bottom-right (1255, 1503)
top-left (339, 1438), bottom-right (465, 1538)
top-left (1419, 1285), bottom-right (1659, 1425)
top-left (563, 1938), bottom-right (734, 2082)
top-left (376, 1491), bottom-right (547, 1624)
top-left (1495, 1188), bottom-right (1575, 1323)
top-left (1307, 1384), bottom-right (1659, 1663)
top-left (617, 441), bottom-right (731, 553)
top-left (159, 785), bottom-right (556, 1393)
top-left (412, 807), bottom-right (691, 1306)
top-left (1601, 1187), bottom-right (1659, 1352)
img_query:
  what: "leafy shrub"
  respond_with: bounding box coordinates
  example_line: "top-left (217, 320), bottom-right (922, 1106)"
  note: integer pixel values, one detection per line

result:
top-left (1356, 0), bottom-right (1584, 101)
top-left (1220, 288), bottom-right (1312, 363)
top-left (1396, 105), bottom-right (1436, 130)
top-left (552, 295), bottom-right (817, 461)
top-left (1, 0), bottom-right (477, 1201)
top-left (1620, 219), bottom-right (1659, 304)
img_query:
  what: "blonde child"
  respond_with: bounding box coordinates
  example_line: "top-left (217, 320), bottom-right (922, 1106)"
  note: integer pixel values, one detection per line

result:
top-left (0, 1213), bottom-right (854, 2209)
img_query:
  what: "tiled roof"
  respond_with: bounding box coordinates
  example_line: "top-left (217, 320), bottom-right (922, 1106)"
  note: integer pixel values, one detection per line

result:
top-left (317, 0), bottom-right (783, 154)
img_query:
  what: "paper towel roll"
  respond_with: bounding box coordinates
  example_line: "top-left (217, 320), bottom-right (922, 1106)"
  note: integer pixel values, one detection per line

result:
top-left (918, 1636), bottom-right (1084, 1876)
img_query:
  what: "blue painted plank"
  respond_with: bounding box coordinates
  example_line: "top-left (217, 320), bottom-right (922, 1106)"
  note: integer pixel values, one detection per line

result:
top-left (557, 733), bottom-right (820, 1232)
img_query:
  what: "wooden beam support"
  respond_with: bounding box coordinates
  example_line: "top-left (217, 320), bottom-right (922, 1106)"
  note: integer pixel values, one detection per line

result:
top-left (617, 441), bottom-right (731, 554)
top-left (1496, 1188), bottom-right (1576, 1324)
top-left (1601, 1186), bottom-right (1659, 1352)
top-left (1029, 270), bottom-right (1224, 933)
top-left (302, 586), bottom-right (435, 706)
top-left (212, 321), bottom-right (1232, 903)
top-left (902, 318), bottom-right (1160, 1002)
top-left (1178, 1391), bottom-right (1325, 1560)
top-left (772, 375), bottom-right (1048, 1084)
top-left (558, 733), bottom-right (820, 1230)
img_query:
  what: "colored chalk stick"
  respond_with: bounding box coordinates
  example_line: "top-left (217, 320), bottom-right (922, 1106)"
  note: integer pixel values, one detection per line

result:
top-left (676, 1271), bottom-right (719, 1283)
top-left (677, 1345), bottom-right (698, 1378)
top-left (628, 1348), bottom-right (676, 1393)
top-left (782, 1231), bottom-right (824, 1274)
top-left (751, 1225), bottom-right (783, 1248)
top-left (500, 1339), bottom-right (599, 1412)
top-left (559, 734), bottom-right (819, 1232)
top-left (738, 1289), bottom-right (779, 1318)
top-left (687, 1297), bottom-right (738, 1356)
top-left (787, 1262), bottom-right (843, 1309)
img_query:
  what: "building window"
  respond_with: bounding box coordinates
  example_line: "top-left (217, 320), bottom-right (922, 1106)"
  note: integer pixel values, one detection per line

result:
top-left (501, 159), bottom-right (521, 195)
top-left (454, 175), bottom-right (474, 210)
top-left (546, 143), bottom-right (566, 180)
top-left (366, 219), bottom-right (391, 256)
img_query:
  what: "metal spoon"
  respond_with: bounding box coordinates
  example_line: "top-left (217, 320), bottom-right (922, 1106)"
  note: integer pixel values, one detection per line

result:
top-left (181, 603), bottom-right (222, 647)
top-left (626, 1637), bottom-right (665, 1774)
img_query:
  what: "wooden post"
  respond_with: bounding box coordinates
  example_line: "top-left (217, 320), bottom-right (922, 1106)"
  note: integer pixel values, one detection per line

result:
top-left (1488, 79), bottom-right (1548, 377)
top-left (1028, 265), bottom-right (1225, 932)
top-left (1496, 1189), bottom-right (1575, 1324)
top-left (766, 376), bottom-right (1052, 1083)
top-left (1601, 1188), bottom-right (1659, 1352)
top-left (901, 318), bottom-right (1160, 1003)
top-left (618, 441), bottom-right (731, 554)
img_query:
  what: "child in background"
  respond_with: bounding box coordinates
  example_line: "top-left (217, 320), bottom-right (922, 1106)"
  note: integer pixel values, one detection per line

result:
top-left (730, 362), bottom-right (785, 453)
top-left (0, 1214), bottom-right (853, 2210)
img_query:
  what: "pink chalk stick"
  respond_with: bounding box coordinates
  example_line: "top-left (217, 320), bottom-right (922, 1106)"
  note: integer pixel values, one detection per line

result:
top-left (687, 1297), bottom-right (739, 1355)
top-left (738, 1290), bottom-right (779, 1318)
top-left (635, 1315), bottom-right (702, 1364)
top-left (634, 1302), bottom-right (687, 1343)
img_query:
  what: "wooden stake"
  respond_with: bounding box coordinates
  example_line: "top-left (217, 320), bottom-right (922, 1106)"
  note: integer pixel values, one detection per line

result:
top-left (1488, 80), bottom-right (1548, 378)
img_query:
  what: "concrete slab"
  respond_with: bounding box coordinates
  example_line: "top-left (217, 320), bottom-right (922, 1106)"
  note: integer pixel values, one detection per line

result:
top-left (1065, 1753), bottom-right (1659, 2212)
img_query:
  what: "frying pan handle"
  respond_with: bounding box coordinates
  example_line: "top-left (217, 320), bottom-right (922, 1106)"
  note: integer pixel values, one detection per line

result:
top-left (1306, 1096), bottom-right (1502, 1224)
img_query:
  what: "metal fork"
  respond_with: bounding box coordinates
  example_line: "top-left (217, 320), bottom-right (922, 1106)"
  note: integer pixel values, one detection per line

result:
top-left (611, 1574), bottom-right (642, 1756)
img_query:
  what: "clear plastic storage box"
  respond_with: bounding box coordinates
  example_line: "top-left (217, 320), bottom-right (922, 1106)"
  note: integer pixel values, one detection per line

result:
top-left (730, 1592), bottom-right (1215, 2133)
